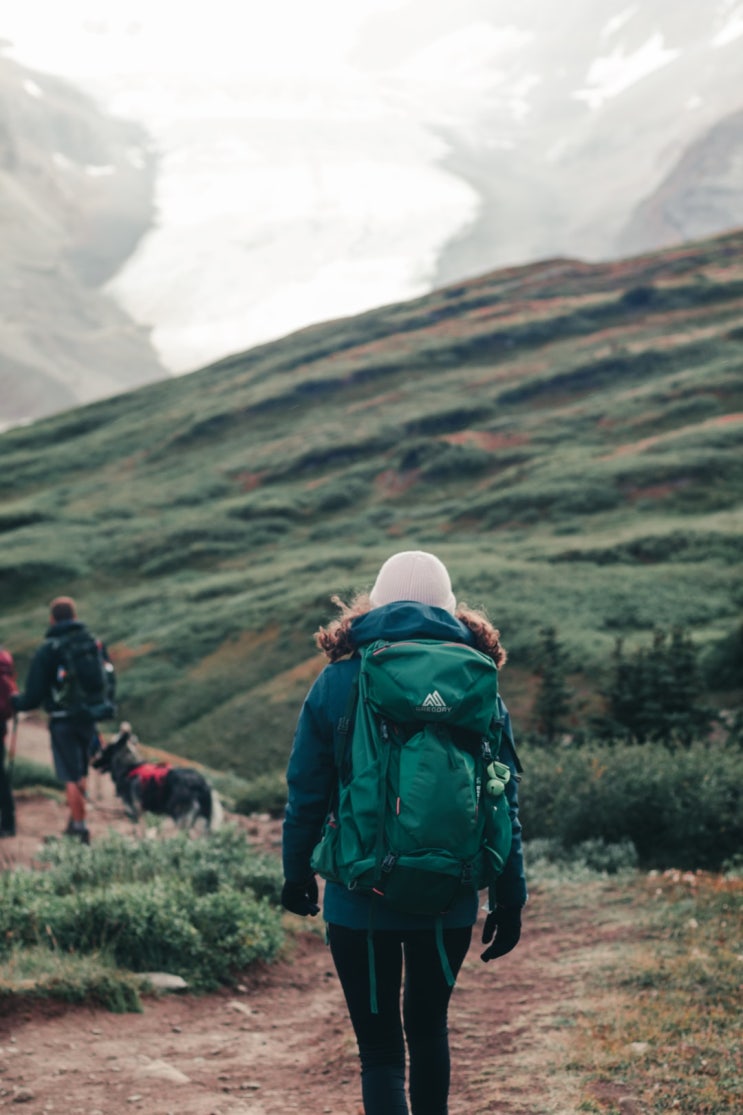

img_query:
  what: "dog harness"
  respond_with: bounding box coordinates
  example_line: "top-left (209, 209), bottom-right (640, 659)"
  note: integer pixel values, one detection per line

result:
top-left (127, 762), bottom-right (171, 811)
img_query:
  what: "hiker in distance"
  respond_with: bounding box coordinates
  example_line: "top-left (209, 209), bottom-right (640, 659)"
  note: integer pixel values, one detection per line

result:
top-left (0, 645), bottom-right (19, 837)
top-left (282, 550), bottom-right (527, 1115)
top-left (11, 596), bottom-right (116, 845)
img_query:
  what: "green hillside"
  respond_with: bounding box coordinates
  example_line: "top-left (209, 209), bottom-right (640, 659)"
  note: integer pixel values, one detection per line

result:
top-left (2, 229), bottom-right (742, 777)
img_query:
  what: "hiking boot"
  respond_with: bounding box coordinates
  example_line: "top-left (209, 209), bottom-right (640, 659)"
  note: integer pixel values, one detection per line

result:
top-left (64, 821), bottom-right (91, 844)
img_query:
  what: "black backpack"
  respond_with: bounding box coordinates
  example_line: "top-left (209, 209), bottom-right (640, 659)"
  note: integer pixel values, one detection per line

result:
top-left (50, 628), bottom-right (116, 721)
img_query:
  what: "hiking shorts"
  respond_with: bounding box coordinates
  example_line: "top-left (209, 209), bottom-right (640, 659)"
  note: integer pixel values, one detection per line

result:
top-left (50, 720), bottom-right (97, 784)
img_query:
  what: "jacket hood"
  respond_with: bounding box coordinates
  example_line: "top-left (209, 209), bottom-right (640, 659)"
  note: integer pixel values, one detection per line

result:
top-left (350, 602), bottom-right (474, 648)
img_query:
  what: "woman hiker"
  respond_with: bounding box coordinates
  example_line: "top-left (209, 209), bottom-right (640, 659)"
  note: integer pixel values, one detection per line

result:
top-left (282, 550), bottom-right (527, 1115)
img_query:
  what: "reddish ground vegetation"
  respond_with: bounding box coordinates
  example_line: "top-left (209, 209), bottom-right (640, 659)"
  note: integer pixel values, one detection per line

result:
top-left (442, 430), bottom-right (531, 452)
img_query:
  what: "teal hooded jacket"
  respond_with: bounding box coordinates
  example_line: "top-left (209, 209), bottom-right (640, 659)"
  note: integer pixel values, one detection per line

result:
top-left (283, 602), bottom-right (527, 930)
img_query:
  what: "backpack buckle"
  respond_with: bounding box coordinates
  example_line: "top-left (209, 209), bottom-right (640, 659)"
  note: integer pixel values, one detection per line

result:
top-left (381, 853), bottom-right (397, 874)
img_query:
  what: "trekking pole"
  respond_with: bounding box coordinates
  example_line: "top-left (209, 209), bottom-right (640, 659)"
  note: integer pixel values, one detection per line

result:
top-left (8, 713), bottom-right (18, 782)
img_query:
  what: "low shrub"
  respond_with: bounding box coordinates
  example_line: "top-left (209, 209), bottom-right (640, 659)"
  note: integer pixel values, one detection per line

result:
top-left (11, 756), bottom-right (64, 791)
top-left (0, 948), bottom-right (143, 1012)
top-left (31, 825), bottom-right (283, 901)
top-left (0, 827), bottom-right (284, 991)
top-left (525, 836), bottom-right (639, 879)
top-left (519, 741), bottom-right (742, 870)
top-left (11, 882), bottom-right (281, 989)
top-left (231, 770), bottom-right (288, 817)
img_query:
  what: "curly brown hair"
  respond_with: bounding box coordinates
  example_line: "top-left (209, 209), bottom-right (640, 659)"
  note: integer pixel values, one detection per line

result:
top-left (314, 594), bottom-right (507, 668)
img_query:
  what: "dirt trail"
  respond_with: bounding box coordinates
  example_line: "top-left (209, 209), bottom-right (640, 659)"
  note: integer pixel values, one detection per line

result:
top-left (0, 721), bottom-right (628, 1115)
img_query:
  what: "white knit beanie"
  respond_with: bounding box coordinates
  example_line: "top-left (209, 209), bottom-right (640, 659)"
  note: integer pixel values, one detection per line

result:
top-left (369, 551), bottom-right (456, 614)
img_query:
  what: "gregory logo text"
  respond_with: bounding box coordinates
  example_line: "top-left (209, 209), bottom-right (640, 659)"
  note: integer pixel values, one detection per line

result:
top-left (416, 690), bottom-right (451, 714)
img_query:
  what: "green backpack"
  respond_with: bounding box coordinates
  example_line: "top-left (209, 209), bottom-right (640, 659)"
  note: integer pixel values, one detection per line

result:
top-left (311, 638), bottom-right (515, 918)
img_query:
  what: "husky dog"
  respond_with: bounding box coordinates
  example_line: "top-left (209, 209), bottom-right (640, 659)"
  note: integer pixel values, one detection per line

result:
top-left (92, 722), bottom-right (223, 831)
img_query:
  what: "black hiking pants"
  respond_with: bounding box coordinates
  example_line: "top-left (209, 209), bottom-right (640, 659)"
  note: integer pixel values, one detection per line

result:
top-left (328, 923), bottom-right (472, 1115)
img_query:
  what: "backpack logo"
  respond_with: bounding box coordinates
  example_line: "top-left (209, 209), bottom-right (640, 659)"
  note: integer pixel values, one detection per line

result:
top-left (417, 690), bottom-right (450, 714)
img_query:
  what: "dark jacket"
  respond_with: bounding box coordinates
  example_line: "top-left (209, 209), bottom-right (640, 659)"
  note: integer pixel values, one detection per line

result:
top-left (283, 601), bottom-right (527, 930)
top-left (12, 620), bottom-right (102, 722)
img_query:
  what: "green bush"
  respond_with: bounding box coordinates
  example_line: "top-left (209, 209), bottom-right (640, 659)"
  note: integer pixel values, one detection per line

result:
top-left (32, 825), bottom-right (282, 901)
top-left (0, 948), bottom-right (143, 1012)
top-left (11, 756), bottom-right (64, 791)
top-left (519, 741), bottom-right (742, 870)
top-left (13, 882), bottom-right (281, 989)
top-left (0, 828), bottom-right (284, 990)
top-left (232, 770), bottom-right (288, 817)
top-left (525, 836), bottom-right (639, 879)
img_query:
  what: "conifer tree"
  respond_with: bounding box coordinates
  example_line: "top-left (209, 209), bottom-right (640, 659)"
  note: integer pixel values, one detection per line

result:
top-left (667, 626), bottom-right (714, 744)
top-left (600, 637), bottom-right (635, 741)
top-left (600, 628), bottom-right (713, 746)
top-left (534, 625), bottom-right (572, 744)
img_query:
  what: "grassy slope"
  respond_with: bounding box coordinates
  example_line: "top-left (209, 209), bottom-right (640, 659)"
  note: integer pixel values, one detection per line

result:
top-left (1, 230), bottom-right (742, 776)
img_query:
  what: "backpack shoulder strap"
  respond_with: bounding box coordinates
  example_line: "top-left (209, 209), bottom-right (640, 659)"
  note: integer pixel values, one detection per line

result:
top-left (45, 635), bottom-right (65, 668)
top-left (492, 695), bottom-right (523, 774)
top-left (334, 671), bottom-right (360, 779)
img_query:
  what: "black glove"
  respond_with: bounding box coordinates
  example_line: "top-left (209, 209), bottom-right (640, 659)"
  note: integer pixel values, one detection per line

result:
top-left (281, 875), bottom-right (320, 917)
top-left (480, 905), bottom-right (521, 962)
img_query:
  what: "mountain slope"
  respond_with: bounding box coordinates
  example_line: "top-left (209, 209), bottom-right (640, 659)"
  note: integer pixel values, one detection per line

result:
top-left (0, 229), bottom-right (741, 776)
top-left (0, 55), bottom-right (166, 428)
top-left (617, 108), bottom-right (743, 256)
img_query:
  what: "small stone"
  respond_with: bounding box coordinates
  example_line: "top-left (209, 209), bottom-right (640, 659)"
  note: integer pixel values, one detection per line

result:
top-left (12, 1092), bottom-right (34, 1105)
top-left (136, 1061), bottom-right (190, 1085)
top-left (627, 1042), bottom-right (650, 1056)
top-left (140, 973), bottom-right (188, 992)
top-left (228, 1000), bottom-right (253, 1016)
